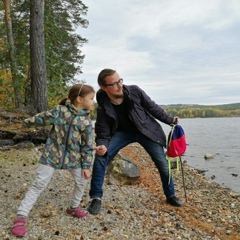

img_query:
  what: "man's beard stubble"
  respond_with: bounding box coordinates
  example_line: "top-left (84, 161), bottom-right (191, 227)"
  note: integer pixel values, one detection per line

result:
top-left (113, 93), bottom-right (124, 99)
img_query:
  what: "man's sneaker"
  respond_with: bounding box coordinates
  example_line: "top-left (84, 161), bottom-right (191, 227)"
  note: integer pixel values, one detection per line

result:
top-left (66, 206), bottom-right (89, 218)
top-left (88, 198), bottom-right (101, 215)
top-left (166, 196), bottom-right (184, 207)
top-left (11, 217), bottom-right (27, 237)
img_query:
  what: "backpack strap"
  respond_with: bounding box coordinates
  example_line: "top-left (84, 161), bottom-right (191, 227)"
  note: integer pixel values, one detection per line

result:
top-left (167, 124), bottom-right (175, 149)
top-left (166, 155), bottom-right (181, 184)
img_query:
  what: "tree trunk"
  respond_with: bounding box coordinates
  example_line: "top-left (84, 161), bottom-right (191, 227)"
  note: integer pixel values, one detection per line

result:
top-left (4, 0), bottom-right (23, 108)
top-left (30, 0), bottom-right (48, 113)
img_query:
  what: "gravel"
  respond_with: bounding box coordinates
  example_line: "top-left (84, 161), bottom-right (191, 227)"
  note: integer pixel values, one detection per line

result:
top-left (0, 144), bottom-right (239, 240)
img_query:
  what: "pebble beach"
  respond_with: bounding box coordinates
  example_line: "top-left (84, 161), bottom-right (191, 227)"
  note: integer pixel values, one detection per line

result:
top-left (0, 143), bottom-right (239, 240)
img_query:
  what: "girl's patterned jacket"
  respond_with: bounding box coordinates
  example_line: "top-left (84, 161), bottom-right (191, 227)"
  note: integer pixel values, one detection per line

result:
top-left (23, 102), bottom-right (94, 169)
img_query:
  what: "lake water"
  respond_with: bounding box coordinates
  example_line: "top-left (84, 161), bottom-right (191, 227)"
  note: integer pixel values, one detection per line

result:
top-left (160, 117), bottom-right (240, 194)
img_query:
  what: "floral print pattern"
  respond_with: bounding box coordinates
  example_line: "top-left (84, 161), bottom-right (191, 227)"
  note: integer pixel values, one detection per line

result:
top-left (23, 102), bottom-right (94, 169)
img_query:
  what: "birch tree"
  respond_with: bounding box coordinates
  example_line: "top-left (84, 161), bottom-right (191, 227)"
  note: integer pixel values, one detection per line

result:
top-left (4, 0), bottom-right (23, 108)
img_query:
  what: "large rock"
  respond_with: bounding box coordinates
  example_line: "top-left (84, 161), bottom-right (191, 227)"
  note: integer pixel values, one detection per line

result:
top-left (106, 151), bottom-right (140, 185)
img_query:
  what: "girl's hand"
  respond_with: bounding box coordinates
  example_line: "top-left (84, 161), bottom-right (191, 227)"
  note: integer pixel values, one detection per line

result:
top-left (82, 169), bottom-right (91, 179)
top-left (94, 145), bottom-right (107, 156)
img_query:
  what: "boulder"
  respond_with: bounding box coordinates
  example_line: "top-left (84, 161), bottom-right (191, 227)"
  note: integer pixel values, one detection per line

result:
top-left (107, 151), bottom-right (140, 185)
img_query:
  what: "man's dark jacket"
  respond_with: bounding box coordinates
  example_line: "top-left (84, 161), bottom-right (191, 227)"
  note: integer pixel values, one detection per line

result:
top-left (95, 85), bottom-right (174, 148)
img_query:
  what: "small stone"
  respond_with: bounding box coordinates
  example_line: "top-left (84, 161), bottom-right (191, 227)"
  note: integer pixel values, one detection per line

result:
top-left (226, 229), bottom-right (232, 235)
top-left (204, 154), bottom-right (214, 160)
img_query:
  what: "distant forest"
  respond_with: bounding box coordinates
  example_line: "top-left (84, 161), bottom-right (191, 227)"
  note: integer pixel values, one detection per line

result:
top-left (160, 103), bottom-right (240, 118)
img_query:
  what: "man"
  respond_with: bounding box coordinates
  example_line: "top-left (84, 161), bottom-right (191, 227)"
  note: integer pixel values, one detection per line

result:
top-left (88, 68), bottom-right (183, 215)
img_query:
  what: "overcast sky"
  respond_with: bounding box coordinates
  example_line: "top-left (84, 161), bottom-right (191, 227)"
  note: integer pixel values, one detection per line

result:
top-left (77, 0), bottom-right (240, 105)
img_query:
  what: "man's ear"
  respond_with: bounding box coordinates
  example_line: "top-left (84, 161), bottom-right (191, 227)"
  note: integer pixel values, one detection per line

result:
top-left (100, 85), bottom-right (106, 91)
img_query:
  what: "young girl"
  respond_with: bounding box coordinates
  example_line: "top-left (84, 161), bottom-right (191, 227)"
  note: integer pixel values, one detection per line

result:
top-left (11, 84), bottom-right (95, 237)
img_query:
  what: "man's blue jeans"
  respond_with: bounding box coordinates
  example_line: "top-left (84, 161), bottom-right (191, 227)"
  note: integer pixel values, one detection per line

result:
top-left (89, 130), bottom-right (175, 199)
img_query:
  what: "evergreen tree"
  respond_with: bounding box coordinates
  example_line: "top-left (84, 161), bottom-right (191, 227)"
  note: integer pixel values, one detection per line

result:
top-left (44, 0), bottom-right (88, 105)
top-left (29, 0), bottom-right (48, 113)
top-left (0, 0), bottom-right (88, 110)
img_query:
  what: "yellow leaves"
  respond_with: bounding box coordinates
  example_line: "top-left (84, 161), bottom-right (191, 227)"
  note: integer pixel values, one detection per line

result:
top-left (0, 69), bottom-right (15, 109)
top-left (39, 205), bottom-right (58, 218)
top-left (0, 69), bottom-right (11, 84)
top-left (51, 210), bottom-right (57, 216)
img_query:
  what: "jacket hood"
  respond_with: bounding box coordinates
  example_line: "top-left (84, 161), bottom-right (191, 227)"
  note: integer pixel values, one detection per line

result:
top-left (96, 89), bottom-right (107, 105)
top-left (65, 101), bottom-right (89, 116)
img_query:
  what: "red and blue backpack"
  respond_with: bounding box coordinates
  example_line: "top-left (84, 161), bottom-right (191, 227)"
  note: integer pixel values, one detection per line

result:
top-left (166, 123), bottom-right (187, 181)
top-left (167, 123), bottom-right (187, 158)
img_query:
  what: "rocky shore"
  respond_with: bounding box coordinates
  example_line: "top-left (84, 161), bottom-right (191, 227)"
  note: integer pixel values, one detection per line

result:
top-left (0, 111), bottom-right (239, 239)
top-left (0, 143), bottom-right (239, 240)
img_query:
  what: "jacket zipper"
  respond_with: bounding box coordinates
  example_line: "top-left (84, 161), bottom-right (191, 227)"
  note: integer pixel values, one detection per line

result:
top-left (61, 115), bottom-right (76, 168)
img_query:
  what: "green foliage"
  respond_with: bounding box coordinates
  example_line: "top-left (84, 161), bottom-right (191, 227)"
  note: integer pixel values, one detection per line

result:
top-left (161, 103), bottom-right (240, 118)
top-left (0, 0), bottom-right (88, 110)
top-left (89, 103), bottom-right (97, 120)
top-left (45, 0), bottom-right (89, 93)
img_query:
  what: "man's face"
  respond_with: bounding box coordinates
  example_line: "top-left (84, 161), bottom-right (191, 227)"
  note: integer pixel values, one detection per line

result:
top-left (101, 72), bottom-right (124, 99)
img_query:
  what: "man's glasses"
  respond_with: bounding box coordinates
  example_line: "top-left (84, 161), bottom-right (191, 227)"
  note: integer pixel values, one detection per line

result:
top-left (104, 78), bottom-right (123, 87)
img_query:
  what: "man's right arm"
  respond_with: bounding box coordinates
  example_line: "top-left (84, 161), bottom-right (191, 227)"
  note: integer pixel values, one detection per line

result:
top-left (95, 106), bottom-right (112, 149)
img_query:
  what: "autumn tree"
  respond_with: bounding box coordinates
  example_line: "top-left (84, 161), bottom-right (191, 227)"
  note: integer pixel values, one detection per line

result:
top-left (3, 0), bottom-right (23, 108)
top-left (0, 0), bottom-right (88, 111)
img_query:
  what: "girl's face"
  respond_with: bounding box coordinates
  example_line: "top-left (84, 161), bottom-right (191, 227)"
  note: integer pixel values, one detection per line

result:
top-left (79, 92), bottom-right (95, 110)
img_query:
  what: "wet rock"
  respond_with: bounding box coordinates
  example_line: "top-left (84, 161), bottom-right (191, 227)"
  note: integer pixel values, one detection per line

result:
top-left (13, 141), bottom-right (35, 149)
top-left (204, 154), bottom-right (214, 160)
top-left (0, 139), bottom-right (14, 147)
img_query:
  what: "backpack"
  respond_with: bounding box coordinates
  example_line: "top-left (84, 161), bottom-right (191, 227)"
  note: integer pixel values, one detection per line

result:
top-left (166, 123), bottom-right (187, 182)
top-left (167, 123), bottom-right (187, 158)
top-left (166, 123), bottom-right (188, 202)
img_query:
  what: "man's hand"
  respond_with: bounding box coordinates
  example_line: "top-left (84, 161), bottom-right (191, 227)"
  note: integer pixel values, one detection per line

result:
top-left (173, 116), bottom-right (179, 124)
top-left (94, 145), bottom-right (107, 156)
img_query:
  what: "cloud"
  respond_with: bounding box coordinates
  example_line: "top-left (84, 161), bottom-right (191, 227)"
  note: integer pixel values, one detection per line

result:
top-left (77, 0), bottom-right (240, 105)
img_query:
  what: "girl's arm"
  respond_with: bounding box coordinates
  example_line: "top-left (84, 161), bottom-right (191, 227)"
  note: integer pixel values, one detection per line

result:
top-left (23, 107), bottom-right (59, 128)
